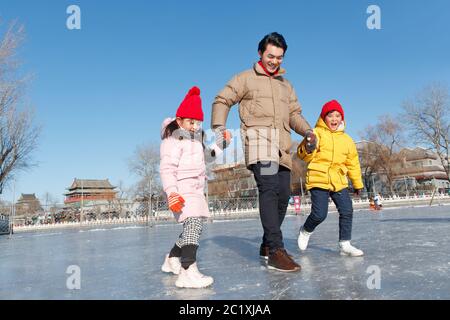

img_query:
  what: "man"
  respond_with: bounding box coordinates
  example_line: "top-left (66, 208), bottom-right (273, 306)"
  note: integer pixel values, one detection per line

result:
top-left (211, 32), bottom-right (316, 272)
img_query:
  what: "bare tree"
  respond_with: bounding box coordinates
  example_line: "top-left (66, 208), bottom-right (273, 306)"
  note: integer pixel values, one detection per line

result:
top-left (357, 140), bottom-right (383, 193)
top-left (40, 192), bottom-right (58, 223)
top-left (111, 180), bottom-right (130, 218)
top-left (360, 115), bottom-right (404, 194)
top-left (402, 84), bottom-right (450, 182)
top-left (40, 192), bottom-right (57, 211)
top-left (0, 20), bottom-right (41, 194)
top-left (128, 143), bottom-right (162, 201)
top-left (0, 199), bottom-right (10, 215)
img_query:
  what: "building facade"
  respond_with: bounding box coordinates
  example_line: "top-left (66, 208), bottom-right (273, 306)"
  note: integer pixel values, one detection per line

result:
top-left (15, 194), bottom-right (44, 216)
top-left (393, 147), bottom-right (449, 190)
top-left (207, 160), bottom-right (257, 199)
top-left (64, 179), bottom-right (118, 209)
top-left (356, 141), bottom-right (450, 193)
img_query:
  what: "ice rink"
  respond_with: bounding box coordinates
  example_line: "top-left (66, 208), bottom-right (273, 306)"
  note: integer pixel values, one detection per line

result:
top-left (1, 204), bottom-right (450, 300)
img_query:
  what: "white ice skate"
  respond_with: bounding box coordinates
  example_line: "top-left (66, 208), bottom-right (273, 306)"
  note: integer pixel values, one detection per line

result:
top-left (297, 227), bottom-right (313, 251)
top-left (339, 241), bottom-right (364, 257)
top-left (161, 254), bottom-right (181, 275)
top-left (175, 263), bottom-right (214, 288)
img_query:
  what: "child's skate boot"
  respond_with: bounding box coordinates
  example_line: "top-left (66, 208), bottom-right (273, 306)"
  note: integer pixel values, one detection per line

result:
top-left (297, 226), bottom-right (313, 251)
top-left (339, 241), bottom-right (364, 257)
top-left (175, 263), bottom-right (214, 288)
top-left (161, 254), bottom-right (181, 275)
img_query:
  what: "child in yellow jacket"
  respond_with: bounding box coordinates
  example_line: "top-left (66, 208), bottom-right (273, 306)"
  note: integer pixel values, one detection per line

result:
top-left (297, 100), bottom-right (365, 256)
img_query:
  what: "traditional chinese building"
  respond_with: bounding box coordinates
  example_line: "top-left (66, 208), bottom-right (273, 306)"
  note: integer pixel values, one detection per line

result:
top-left (15, 194), bottom-right (43, 216)
top-left (64, 179), bottom-right (117, 208)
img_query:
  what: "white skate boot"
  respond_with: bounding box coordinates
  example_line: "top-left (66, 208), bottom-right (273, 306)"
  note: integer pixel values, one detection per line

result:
top-left (339, 241), bottom-right (364, 257)
top-left (161, 254), bottom-right (181, 275)
top-left (175, 263), bottom-right (214, 288)
top-left (297, 226), bottom-right (313, 251)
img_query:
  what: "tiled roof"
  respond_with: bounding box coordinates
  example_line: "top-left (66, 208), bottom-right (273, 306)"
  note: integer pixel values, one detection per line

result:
top-left (68, 179), bottom-right (116, 190)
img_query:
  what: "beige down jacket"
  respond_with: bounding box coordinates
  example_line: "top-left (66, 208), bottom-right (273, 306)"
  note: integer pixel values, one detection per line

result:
top-left (212, 62), bottom-right (311, 170)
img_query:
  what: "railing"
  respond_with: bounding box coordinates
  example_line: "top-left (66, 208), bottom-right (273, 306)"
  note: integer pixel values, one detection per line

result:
top-left (4, 190), bottom-right (450, 232)
top-left (0, 214), bottom-right (11, 235)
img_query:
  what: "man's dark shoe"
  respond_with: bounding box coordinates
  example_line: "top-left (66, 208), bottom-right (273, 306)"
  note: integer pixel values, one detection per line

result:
top-left (267, 248), bottom-right (301, 272)
top-left (260, 245), bottom-right (294, 261)
top-left (260, 245), bottom-right (269, 260)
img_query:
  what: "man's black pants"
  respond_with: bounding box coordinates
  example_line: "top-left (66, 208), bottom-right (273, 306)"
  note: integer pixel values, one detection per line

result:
top-left (250, 161), bottom-right (291, 254)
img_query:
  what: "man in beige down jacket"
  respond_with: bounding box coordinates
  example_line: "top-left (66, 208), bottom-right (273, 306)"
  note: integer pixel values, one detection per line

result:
top-left (211, 32), bottom-right (316, 272)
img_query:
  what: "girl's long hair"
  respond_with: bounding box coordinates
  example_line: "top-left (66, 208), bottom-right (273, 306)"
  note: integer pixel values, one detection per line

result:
top-left (162, 119), bottom-right (206, 149)
top-left (162, 119), bottom-right (180, 140)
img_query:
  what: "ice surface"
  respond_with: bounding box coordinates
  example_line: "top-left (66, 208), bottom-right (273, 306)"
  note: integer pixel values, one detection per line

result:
top-left (1, 205), bottom-right (450, 300)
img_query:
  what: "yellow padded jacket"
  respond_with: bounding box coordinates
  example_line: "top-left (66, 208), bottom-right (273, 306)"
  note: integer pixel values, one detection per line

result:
top-left (297, 117), bottom-right (364, 192)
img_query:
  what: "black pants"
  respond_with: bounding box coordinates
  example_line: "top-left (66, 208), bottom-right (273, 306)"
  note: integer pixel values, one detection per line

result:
top-left (250, 161), bottom-right (291, 254)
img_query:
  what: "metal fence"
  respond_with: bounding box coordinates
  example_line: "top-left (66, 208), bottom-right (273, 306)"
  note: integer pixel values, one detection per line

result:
top-left (0, 214), bottom-right (10, 235)
top-left (2, 189), bottom-right (450, 232)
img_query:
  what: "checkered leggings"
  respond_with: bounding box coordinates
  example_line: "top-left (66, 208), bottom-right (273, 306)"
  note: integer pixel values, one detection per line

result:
top-left (175, 217), bottom-right (204, 247)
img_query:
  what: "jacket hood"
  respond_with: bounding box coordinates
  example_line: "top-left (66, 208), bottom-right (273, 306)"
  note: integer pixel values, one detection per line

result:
top-left (161, 117), bottom-right (176, 139)
top-left (315, 116), bottom-right (346, 133)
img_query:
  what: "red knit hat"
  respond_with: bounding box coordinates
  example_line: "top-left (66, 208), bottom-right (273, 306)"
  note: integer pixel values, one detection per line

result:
top-left (176, 86), bottom-right (204, 121)
top-left (321, 100), bottom-right (344, 120)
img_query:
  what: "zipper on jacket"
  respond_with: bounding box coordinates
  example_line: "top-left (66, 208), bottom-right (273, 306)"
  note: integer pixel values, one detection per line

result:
top-left (329, 132), bottom-right (335, 192)
top-left (269, 77), bottom-right (276, 127)
top-left (269, 77), bottom-right (277, 162)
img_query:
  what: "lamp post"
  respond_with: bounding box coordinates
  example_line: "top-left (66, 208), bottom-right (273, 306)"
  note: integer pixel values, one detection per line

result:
top-left (404, 176), bottom-right (409, 198)
top-left (298, 176), bottom-right (305, 209)
top-left (372, 174), bottom-right (376, 196)
top-left (147, 167), bottom-right (153, 227)
top-left (9, 178), bottom-right (16, 239)
top-left (299, 176), bottom-right (304, 198)
top-left (81, 179), bottom-right (84, 222)
top-left (148, 176), bottom-right (152, 227)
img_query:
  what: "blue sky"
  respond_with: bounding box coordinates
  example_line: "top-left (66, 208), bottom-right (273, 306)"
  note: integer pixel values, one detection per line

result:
top-left (1, 0), bottom-right (449, 203)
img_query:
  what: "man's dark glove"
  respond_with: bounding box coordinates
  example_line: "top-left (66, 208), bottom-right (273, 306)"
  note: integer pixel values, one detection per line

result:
top-left (354, 189), bottom-right (362, 197)
top-left (305, 129), bottom-right (317, 153)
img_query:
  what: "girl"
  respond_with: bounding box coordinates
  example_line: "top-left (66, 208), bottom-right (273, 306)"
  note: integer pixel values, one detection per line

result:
top-left (297, 100), bottom-right (365, 257)
top-left (159, 86), bottom-right (230, 288)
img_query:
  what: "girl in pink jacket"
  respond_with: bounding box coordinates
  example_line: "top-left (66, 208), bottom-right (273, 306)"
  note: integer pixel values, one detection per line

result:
top-left (159, 86), bottom-right (230, 289)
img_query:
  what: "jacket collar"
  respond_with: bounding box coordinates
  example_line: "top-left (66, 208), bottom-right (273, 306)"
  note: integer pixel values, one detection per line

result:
top-left (316, 116), bottom-right (346, 134)
top-left (253, 62), bottom-right (286, 78)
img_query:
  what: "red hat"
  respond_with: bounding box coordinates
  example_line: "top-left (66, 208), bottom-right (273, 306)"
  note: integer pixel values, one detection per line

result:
top-left (321, 100), bottom-right (344, 120)
top-left (176, 86), bottom-right (204, 121)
